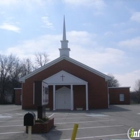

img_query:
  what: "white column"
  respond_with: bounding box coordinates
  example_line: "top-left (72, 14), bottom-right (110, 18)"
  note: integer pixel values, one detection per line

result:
top-left (71, 85), bottom-right (73, 110)
top-left (86, 83), bottom-right (88, 110)
top-left (53, 85), bottom-right (56, 110)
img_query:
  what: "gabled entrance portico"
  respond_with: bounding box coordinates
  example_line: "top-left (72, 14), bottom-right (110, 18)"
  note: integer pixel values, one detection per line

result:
top-left (43, 70), bottom-right (88, 110)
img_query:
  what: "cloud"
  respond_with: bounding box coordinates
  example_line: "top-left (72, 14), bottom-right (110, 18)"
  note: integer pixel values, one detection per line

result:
top-left (0, 0), bottom-right (18, 5)
top-left (6, 34), bottom-right (61, 61)
top-left (70, 46), bottom-right (125, 69)
top-left (0, 0), bottom-right (55, 9)
top-left (120, 28), bottom-right (137, 34)
top-left (67, 31), bottom-right (97, 46)
top-left (66, 31), bottom-right (125, 69)
top-left (3, 31), bottom-right (125, 70)
top-left (63, 0), bottom-right (106, 9)
top-left (130, 12), bottom-right (140, 23)
top-left (115, 70), bottom-right (140, 91)
top-left (113, 22), bottom-right (126, 28)
top-left (0, 23), bottom-right (20, 33)
top-left (104, 31), bottom-right (114, 36)
top-left (41, 16), bottom-right (53, 29)
top-left (0, 0), bottom-right (47, 5)
top-left (118, 36), bottom-right (140, 49)
top-left (2, 30), bottom-right (132, 88)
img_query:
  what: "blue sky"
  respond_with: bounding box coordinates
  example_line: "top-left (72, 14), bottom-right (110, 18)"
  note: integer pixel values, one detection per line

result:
top-left (0, 0), bottom-right (140, 91)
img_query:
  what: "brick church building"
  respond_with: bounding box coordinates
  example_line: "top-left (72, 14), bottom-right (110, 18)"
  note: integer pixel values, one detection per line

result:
top-left (15, 18), bottom-right (130, 110)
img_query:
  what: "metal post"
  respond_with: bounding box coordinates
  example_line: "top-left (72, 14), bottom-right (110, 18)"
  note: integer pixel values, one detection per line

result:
top-left (28, 126), bottom-right (32, 140)
top-left (71, 124), bottom-right (78, 140)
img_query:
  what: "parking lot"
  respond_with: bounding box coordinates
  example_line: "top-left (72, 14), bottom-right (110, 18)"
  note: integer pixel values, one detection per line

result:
top-left (0, 105), bottom-right (140, 140)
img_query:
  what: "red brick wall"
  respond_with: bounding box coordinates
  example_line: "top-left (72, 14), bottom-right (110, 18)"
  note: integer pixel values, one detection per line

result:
top-left (15, 89), bottom-right (21, 105)
top-left (109, 88), bottom-right (130, 105)
top-left (46, 86), bottom-right (53, 110)
top-left (22, 82), bottom-right (35, 109)
top-left (22, 60), bottom-right (108, 109)
top-left (73, 85), bottom-right (86, 110)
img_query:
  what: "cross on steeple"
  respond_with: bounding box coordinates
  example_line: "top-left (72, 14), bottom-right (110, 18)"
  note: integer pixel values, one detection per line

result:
top-left (60, 75), bottom-right (65, 81)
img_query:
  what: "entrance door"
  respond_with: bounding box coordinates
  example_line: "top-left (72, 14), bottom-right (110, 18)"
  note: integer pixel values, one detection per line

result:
top-left (56, 86), bottom-right (71, 109)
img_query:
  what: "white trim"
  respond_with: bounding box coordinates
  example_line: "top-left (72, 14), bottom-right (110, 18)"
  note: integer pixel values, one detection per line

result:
top-left (14, 88), bottom-right (22, 90)
top-left (53, 85), bottom-right (56, 110)
top-left (19, 56), bottom-right (111, 82)
top-left (43, 70), bottom-right (87, 85)
top-left (86, 83), bottom-right (88, 110)
top-left (71, 85), bottom-right (73, 110)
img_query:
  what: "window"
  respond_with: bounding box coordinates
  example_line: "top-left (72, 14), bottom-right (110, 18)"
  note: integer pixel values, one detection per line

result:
top-left (120, 94), bottom-right (124, 101)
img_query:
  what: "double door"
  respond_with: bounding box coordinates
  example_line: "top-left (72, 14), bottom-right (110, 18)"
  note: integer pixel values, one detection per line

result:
top-left (56, 87), bottom-right (71, 109)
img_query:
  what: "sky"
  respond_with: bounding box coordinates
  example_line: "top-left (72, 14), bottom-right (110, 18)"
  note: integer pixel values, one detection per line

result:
top-left (0, 0), bottom-right (140, 91)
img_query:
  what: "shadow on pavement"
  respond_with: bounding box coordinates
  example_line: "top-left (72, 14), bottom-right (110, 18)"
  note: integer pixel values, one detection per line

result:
top-left (45, 105), bottom-right (131, 114)
top-left (88, 105), bottom-right (131, 114)
top-left (108, 105), bottom-right (131, 111)
top-left (40, 126), bottom-right (63, 140)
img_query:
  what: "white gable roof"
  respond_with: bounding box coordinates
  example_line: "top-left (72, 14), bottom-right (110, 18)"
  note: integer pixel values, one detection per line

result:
top-left (20, 56), bottom-right (111, 82)
top-left (43, 70), bottom-right (87, 85)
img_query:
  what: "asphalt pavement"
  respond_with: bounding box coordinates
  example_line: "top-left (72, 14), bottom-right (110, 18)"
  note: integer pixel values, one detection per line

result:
top-left (0, 104), bottom-right (140, 140)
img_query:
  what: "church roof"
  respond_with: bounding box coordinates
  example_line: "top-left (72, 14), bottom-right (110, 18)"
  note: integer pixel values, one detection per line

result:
top-left (19, 56), bottom-right (111, 82)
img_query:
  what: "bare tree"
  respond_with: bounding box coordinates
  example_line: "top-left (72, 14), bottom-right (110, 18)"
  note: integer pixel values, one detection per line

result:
top-left (0, 54), bottom-right (20, 103)
top-left (35, 52), bottom-right (49, 68)
top-left (0, 53), bottom-right (49, 104)
top-left (107, 74), bottom-right (120, 87)
top-left (132, 79), bottom-right (140, 103)
top-left (20, 58), bottom-right (33, 76)
top-left (0, 54), bottom-right (33, 103)
top-left (134, 80), bottom-right (140, 92)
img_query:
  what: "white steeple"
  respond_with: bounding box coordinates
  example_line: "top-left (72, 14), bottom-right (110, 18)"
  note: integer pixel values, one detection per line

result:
top-left (63, 16), bottom-right (66, 41)
top-left (59, 16), bottom-right (70, 57)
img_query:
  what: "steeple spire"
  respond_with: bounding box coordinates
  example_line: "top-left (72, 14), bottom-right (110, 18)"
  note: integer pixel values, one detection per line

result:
top-left (63, 16), bottom-right (66, 40)
top-left (59, 16), bottom-right (70, 57)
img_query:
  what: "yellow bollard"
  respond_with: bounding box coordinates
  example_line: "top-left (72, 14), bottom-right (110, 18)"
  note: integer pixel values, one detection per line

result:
top-left (71, 124), bottom-right (79, 140)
